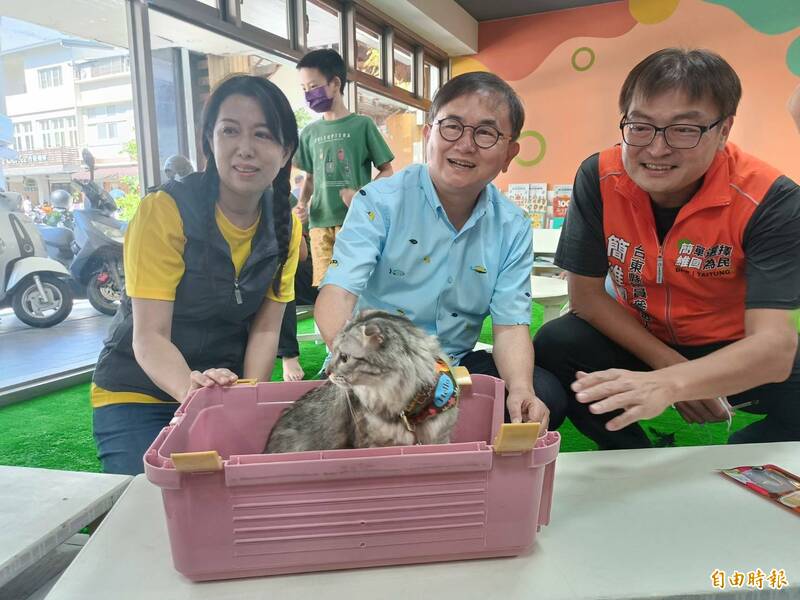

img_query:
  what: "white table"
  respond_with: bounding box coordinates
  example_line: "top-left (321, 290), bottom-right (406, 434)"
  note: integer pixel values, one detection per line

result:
top-left (532, 228), bottom-right (562, 276)
top-left (44, 443), bottom-right (799, 600)
top-left (0, 466), bottom-right (131, 590)
top-left (531, 275), bottom-right (568, 323)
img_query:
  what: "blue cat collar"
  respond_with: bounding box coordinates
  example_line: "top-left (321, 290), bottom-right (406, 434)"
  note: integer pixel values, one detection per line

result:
top-left (400, 359), bottom-right (459, 432)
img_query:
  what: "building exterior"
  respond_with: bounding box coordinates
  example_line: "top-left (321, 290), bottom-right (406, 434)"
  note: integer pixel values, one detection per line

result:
top-left (1, 32), bottom-right (136, 206)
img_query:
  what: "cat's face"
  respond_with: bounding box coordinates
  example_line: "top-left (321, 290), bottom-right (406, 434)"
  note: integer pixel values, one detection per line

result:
top-left (327, 322), bottom-right (386, 389)
top-left (326, 311), bottom-right (444, 402)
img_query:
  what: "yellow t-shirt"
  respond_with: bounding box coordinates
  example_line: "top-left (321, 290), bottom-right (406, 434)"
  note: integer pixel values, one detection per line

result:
top-left (92, 191), bottom-right (302, 408)
top-left (124, 190), bottom-right (301, 301)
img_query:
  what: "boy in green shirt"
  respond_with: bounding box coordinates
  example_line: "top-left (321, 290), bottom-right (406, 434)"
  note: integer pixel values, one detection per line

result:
top-left (294, 49), bottom-right (394, 286)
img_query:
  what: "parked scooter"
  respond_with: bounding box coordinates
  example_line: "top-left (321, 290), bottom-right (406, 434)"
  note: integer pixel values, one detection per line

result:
top-left (42, 189), bottom-right (75, 230)
top-left (36, 190), bottom-right (86, 302)
top-left (0, 190), bottom-right (73, 327)
top-left (69, 150), bottom-right (125, 316)
top-left (37, 189), bottom-right (77, 270)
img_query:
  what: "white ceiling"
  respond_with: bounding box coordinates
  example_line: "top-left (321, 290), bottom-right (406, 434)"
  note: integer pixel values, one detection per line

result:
top-left (0, 0), bottom-right (301, 68)
top-left (0, 0), bottom-right (130, 49)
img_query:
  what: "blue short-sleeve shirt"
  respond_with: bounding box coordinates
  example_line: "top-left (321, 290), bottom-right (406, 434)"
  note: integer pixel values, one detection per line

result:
top-left (321, 164), bottom-right (533, 363)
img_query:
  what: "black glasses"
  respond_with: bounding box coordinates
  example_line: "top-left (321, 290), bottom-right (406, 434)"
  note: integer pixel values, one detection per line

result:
top-left (620, 116), bottom-right (725, 149)
top-left (434, 117), bottom-right (509, 149)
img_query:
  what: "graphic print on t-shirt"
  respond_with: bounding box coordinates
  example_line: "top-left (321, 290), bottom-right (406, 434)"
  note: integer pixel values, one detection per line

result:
top-left (313, 133), bottom-right (355, 190)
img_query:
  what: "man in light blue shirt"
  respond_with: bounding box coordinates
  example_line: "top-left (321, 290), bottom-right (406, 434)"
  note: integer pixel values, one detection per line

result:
top-left (316, 72), bottom-right (566, 429)
top-left (323, 164), bottom-right (531, 363)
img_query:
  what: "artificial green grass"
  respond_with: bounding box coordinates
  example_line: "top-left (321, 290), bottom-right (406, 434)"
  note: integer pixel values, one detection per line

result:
top-left (0, 316), bottom-right (328, 473)
top-left (0, 307), bottom-right (765, 472)
top-left (0, 383), bottom-right (100, 472)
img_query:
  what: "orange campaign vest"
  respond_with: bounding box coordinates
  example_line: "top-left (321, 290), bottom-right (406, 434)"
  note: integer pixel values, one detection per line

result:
top-left (599, 143), bottom-right (782, 346)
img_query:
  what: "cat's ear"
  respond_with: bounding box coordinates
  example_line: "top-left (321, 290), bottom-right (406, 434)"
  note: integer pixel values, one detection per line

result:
top-left (361, 323), bottom-right (385, 349)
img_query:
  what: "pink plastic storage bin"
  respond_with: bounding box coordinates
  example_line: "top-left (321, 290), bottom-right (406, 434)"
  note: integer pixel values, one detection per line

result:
top-left (144, 375), bottom-right (560, 581)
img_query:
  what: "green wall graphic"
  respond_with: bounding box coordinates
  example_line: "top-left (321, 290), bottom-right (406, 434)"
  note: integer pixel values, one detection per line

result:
top-left (704, 0), bottom-right (800, 34)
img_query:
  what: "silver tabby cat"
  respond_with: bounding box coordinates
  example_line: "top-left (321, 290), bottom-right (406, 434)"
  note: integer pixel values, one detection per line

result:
top-left (264, 311), bottom-right (459, 453)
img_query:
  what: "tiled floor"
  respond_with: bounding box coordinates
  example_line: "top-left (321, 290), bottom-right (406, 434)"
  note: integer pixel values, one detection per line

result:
top-left (0, 300), bottom-right (112, 393)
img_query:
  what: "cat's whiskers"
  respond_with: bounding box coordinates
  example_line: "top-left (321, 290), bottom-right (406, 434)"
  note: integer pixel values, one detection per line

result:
top-left (344, 389), bottom-right (364, 440)
top-left (329, 374), bottom-right (350, 389)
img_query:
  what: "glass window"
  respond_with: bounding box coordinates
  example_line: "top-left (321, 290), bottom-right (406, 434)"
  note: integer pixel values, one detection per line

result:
top-left (357, 86), bottom-right (424, 172)
top-left (14, 122), bottom-right (34, 151)
top-left (393, 44), bottom-right (413, 92)
top-left (36, 117), bottom-right (77, 148)
top-left (75, 56), bottom-right (130, 80)
top-left (38, 66), bottom-right (62, 89)
top-left (355, 21), bottom-right (381, 79)
top-left (88, 119), bottom-right (130, 144)
top-left (97, 122), bottom-right (119, 140)
top-left (66, 116), bottom-right (78, 146)
top-left (423, 61), bottom-right (440, 100)
top-left (85, 103), bottom-right (128, 143)
top-left (87, 104), bottom-right (127, 120)
top-left (0, 12), bottom-right (140, 387)
top-left (241, 0), bottom-right (288, 39)
top-left (2, 13), bottom-right (138, 199)
top-left (307, 0), bottom-right (340, 53)
top-left (147, 10), bottom-right (308, 184)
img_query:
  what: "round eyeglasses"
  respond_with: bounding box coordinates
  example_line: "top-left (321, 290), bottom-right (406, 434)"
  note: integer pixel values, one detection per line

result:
top-left (620, 116), bottom-right (725, 150)
top-left (434, 117), bottom-right (509, 149)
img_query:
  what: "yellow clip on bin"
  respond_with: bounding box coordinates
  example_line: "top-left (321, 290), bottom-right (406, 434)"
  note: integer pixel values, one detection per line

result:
top-left (171, 451), bottom-right (223, 473)
top-left (144, 375), bottom-right (560, 581)
top-left (451, 365), bottom-right (472, 388)
top-left (493, 423), bottom-right (541, 454)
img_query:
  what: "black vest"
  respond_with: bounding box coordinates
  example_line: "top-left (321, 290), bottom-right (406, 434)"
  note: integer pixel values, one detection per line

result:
top-left (93, 172), bottom-right (281, 402)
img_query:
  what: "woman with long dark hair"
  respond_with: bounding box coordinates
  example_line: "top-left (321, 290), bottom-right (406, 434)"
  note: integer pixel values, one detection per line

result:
top-left (91, 75), bottom-right (302, 474)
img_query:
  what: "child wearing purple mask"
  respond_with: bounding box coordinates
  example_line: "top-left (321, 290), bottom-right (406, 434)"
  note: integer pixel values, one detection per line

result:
top-left (294, 49), bottom-right (394, 287)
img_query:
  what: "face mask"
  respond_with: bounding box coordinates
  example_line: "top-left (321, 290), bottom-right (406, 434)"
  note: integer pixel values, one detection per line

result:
top-left (305, 86), bottom-right (333, 113)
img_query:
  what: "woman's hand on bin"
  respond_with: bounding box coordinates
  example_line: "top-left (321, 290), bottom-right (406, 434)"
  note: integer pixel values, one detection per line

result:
top-left (184, 368), bottom-right (239, 401)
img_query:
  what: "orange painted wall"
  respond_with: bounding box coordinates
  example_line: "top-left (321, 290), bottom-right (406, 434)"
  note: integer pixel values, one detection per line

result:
top-left (453, 0), bottom-right (800, 191)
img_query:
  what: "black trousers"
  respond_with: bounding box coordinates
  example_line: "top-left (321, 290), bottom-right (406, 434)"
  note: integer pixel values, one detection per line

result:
top-left (460, 350), bottom-right (567, 429)
top-left (534, 312), bottom-right (800, 449)
top-left (277, 257), bottom-right (318, 359)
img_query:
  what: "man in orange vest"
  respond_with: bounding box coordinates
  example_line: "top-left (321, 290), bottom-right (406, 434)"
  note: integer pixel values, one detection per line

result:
top-left (535, 48), bottom-right (800, 448)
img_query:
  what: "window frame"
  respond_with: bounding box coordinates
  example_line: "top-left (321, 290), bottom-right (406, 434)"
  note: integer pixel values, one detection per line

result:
top-left (14, 121), bottom-right (34, 151)
top-left (354, 16), bottom-right (383, 82)
top-left (36, 117), bottom-right (76, 149)
top-left (392, 35), bottom-right (414, 94)
top-left (305, 0), bottom-right (342, 53)
top-left (239, 0), bottom-right (291, 42)
top-left (37, 66), bottom-right (62, 89)
top-left (76, 56), bottom-right (131, 81)
top-left (423, 55), bottom-right (443, 101)
top-left (354, 83), bottom-right (427, 169)
top-left (134, 0), bottom-right (449, 190)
